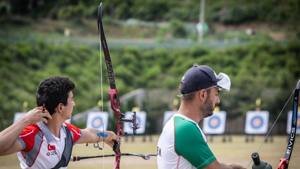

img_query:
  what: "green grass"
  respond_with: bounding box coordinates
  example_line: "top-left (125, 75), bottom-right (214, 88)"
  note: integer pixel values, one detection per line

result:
top-left (0, 135), bottom-right (299, 169)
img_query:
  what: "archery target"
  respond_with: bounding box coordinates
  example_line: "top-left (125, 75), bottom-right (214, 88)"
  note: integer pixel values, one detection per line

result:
top-left (124, 111), bottom-right (146, 134)
top-left (163, 111), bottom-right (175, 126)
top-left (250, 116), bottom-right (264, 129)
top-left (87, 112), bottom-right (108, 130)
top-left (245, 111), bottom-right (269, 134)
top-left (203, 111), bottom-right (226, 134)
top-left (208, 116), bottom-right (221, 129)
top-left (286, 111), bottom-right (300, 134)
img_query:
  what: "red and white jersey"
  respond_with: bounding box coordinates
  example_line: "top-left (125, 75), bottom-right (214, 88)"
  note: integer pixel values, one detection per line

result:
top-left (17, 122), bottom-right (81, 169)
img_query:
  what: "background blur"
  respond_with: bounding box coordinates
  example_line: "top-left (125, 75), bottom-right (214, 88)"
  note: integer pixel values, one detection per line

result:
top-left (0, 0), bottom-right (299, 135)
top-left (1, 0), bottom-right (300, 168)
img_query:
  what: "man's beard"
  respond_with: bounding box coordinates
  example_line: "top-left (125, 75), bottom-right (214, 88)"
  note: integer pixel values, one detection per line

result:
top-left (201, 97), bottom-right (215, 118)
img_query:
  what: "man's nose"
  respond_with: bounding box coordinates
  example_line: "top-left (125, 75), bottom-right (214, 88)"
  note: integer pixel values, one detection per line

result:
top-left (216, 96), bottom-right (220, 105)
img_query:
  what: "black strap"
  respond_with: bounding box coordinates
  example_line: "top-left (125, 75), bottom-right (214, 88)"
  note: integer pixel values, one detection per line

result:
top-left (51, 126), bottom-right (74, 169)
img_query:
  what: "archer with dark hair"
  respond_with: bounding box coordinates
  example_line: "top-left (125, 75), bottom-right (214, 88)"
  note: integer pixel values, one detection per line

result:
top-left (0, 76), bottom-right (117, 169)
top-left (36, 76), bottom-right (76, 115)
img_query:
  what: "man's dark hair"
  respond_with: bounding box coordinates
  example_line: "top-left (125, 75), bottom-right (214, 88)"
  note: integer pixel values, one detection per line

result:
top-left (181, 92), bottom-right (196, 101)
top-left (180, 87), bottom-right (212, 101)
top-left (36, 76), bottom-right (75, 115)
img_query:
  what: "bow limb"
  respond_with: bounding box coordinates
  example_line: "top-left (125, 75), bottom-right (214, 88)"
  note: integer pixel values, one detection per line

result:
top-left (277, 80), bottom-right (300, 169)
top-left (97, 3), bottom-right (122, 169)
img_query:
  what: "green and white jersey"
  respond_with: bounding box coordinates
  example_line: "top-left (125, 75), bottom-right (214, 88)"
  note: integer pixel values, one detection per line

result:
top-left (157, 114), bottom-right (216, 169)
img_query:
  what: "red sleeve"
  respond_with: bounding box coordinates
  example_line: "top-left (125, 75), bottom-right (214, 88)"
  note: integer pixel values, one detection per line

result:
top-left (18, 124), bottom-right (41, 152)
top-left (64, 123), bottom-right (81, 143)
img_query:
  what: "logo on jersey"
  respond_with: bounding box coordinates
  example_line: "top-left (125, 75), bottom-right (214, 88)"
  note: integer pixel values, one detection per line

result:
top-left (46, 144), bottom-right (58, 156)
top-left (47, 144), bottom-right (56, 151)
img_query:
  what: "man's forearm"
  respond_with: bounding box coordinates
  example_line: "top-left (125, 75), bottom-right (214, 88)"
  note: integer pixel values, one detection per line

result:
top-left (0, 119), bottom-right (28, 154)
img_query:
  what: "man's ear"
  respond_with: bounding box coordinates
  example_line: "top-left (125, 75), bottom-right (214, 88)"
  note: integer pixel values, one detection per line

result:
top-left (56, 103), bottom-right (64, 113)
top-left (198, 90), bottom-right (207, 102)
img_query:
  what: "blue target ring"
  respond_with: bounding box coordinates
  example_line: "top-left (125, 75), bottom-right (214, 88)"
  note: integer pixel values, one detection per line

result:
top-left (91, 116), bottom-right (104, 128)
top-left (250, 115), bottom-right (264, 129)
top-left (208, 116), bottom-right (221, 129)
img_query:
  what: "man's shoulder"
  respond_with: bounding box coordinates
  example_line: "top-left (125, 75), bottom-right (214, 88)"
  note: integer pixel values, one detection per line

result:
top-left (173, 115), bottom-right (205, 141)
top-left (18, 124), bottom-right (43, 152)
top-left (63, 122), bottom-right (80, 133)
top-left (174, 115), bottom-right (198, 130)
top-left (63, 122), bottom-right (81, 142)
top-left (19, 124), bottom-right (41, 137)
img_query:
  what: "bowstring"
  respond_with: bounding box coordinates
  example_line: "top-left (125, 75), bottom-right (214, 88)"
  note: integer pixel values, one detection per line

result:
top-left (246, 89), bottom-right (294, 169)
top-left (98, 22), bottom-right (105, 169)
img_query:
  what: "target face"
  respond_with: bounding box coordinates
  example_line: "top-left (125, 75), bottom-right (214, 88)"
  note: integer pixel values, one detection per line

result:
top-left (203, 111), bottom-right (226, 134)
top-left (91, 116), bottom-right (104, 128)
top-left (250, 115), bottom-right (264, 129)
top-left (245, 111), bottom-right (269, 134)
top-left (208, 116), bottom-right (221, 129)
top-left (87, 112), bottom-right (108, 130)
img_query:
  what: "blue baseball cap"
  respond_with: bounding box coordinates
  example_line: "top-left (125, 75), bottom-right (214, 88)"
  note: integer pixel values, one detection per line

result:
top-left (180, 65), bottom-right (221, 94)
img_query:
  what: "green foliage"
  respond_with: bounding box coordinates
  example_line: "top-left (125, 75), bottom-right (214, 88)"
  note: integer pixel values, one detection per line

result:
top-left (169, 19), bottom-right (188, 38)
top-left (0, 39), bottom-right (299, 132)
top-left (131, 0), bottom-right (170, 21)
top-left (216, 5), bottom-right (258, 24)
top-left (3, 0), bottom-right (299, 27)
top-left (57, 2), bottom-right (96, 19)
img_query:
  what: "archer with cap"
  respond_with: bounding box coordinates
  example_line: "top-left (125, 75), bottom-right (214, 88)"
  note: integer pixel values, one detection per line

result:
top-left (157, 65), bottom-right (245, 169)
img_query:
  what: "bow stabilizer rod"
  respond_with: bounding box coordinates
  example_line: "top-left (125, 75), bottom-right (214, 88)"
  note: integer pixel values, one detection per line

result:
top-left (72, 153), bottom-right (157, 161)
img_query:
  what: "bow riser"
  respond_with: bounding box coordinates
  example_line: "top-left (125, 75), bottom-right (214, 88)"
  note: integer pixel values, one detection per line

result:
top-left (98, 3), bottom-right (122, 169)
top-left (71, 3), bottom-right (155, 168)
top-left (108, 89), bottom-right (123, 123)
top-left (277, 81), bottom-right (299, 169)
top-left (108, 88), bottom-right (122, 169)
